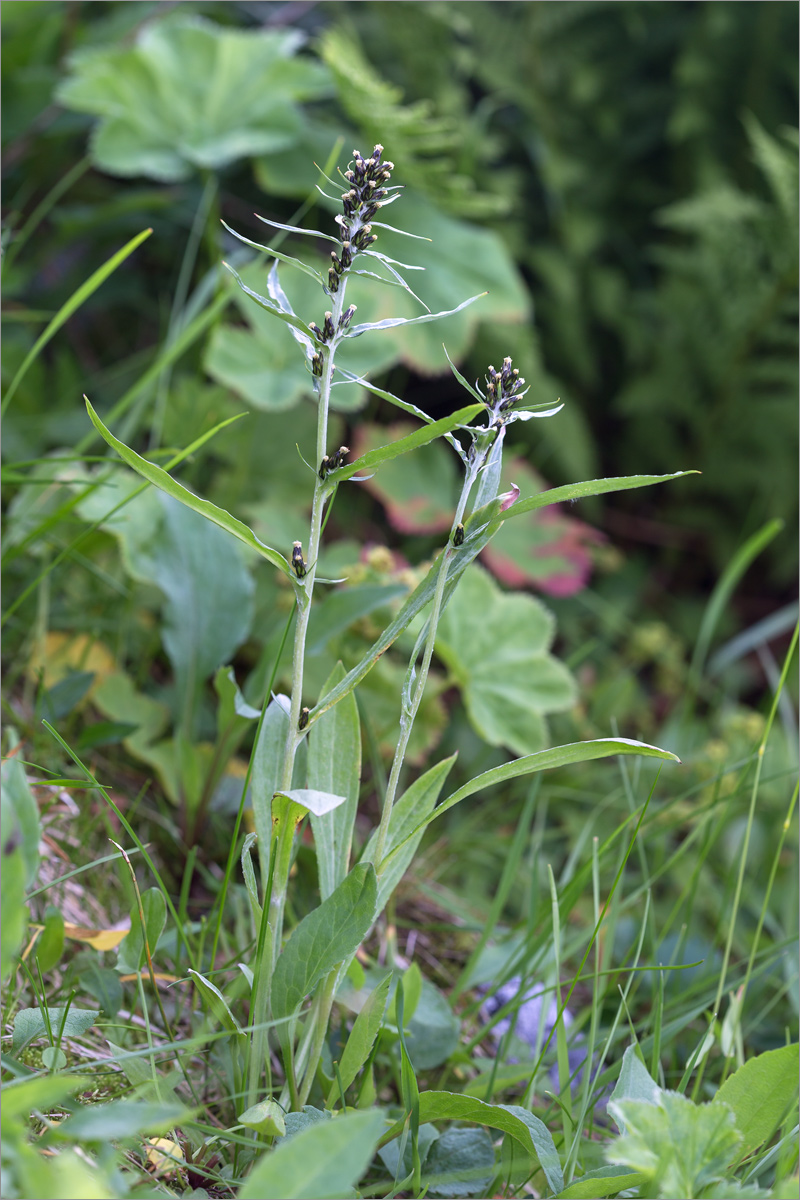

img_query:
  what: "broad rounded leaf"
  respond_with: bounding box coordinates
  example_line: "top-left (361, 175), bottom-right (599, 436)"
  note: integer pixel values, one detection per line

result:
top-left (715, 1044), bottom-right (800, 1157)
top-left (436, 564), bottom-right (577, 755)
top-left (239, 1109), bottom-right (385, 1200)
top-left (57, 17), bottom-right (331, 181)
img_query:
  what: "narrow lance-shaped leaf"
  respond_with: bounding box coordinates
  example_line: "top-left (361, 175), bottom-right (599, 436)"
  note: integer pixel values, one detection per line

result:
top-left (326, 974), bottom-right (392, 1105)
top-left (308, 663), bottom-right (361, 900)
top-left (362, 756), bottom-right (456, 911)
top-left (330, 404), bottom-right (482, 485)
top-left (497, 471), bottom-right (700, 522)
top-left (382, 738), bottom-right (680, 870)
top-left (255, 212), bottom-right (340, 243)
top-left (332, 367), bottom-right (436, 425)
top-left (3, 228), bottom-right (153, 416)
top-left (443, 343), bottom-right (484, 403)
top-left (85, 399), bottom-right (293, 581)
top-left (347, 292), bottom-right (486, 337)
top-left (223, 262), bottom-right (318, 342)
top-left (221, 220), bottom-right (325, 286)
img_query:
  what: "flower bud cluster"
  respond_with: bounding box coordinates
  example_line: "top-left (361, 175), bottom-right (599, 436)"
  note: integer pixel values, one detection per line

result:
top-left (483, 357), bottom-right (527, 426)
top-left (329, 144), bottom-right (394, 293)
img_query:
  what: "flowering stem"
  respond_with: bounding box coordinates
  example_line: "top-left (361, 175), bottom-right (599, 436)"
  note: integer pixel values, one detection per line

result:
top-left (373, 459), bottom-right (481, 873)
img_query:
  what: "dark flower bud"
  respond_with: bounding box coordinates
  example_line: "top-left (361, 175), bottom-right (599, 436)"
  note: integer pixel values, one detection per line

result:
top-left (311, 352), bottom-right (324, 377)
top-left (340, 242), bottom-right (353, 269)
top-left (361, 203), bottom-right (379, 222)
top-left (328, 267), bottom-right (340, 293)
top-left (299, 707), bottom-right (309, 731)
top-left (323, 311), bottom-right (336, 340)
top-left (309, 321), bottom-right (324, 342)
top-left (372, 143), bottom-right (384, 158)
top-left (292, 541), bottom-right (307, 578)
top-left (318, 455), bottom-right (330, 479)
top-left (338, 304), bottom-right (357, 330)
top-left (330, 251), bottom-right (343, 275)
top-left (453, 523), bottom-right (465, 547)
top-left (344, 169), bottom-right (355, 182)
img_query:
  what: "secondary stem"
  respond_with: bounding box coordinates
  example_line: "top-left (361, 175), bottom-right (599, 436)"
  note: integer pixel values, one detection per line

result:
top-left (373, 460), bottom-right (481, 872)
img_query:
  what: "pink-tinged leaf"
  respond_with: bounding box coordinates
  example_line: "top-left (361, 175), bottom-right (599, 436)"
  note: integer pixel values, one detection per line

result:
top-left (482, 458), bottom-right (604, 596)
top-left (351, 422), bottom-right (459, 534)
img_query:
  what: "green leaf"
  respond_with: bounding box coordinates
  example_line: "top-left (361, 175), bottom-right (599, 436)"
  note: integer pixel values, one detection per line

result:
top-left (606, 1092), bottom-right (741, 1198)
top-left (12, 1006), bottom-right (99, 1054)
top-left (91, 671), bottom-right (180, 804)
top-left (384, 738), bottom-right (680, 868)
top-left (2, 803), bottom-right (31, 981)
top-left (99, 486), bottom-right (254, 717)
top-left (556, 1166), bottom-right (646, 1199)
top-left (79, 963), bottom-right (123, 1019)
top-left (425, 1127), bottom-right (495, 1198)
top-left (35, 905), bottom-right (65, 973)
top-left (436, 564), bottom-right (577, 755)
top-left (251, 695), bottom-right (290, 887)
top-left (2, 229), bottom-right (152, 415)
top-left (241, 833), bottom-right (262, 927)
top-left (402, 978), bottom-right (460, 1071)
top-left (350, 421), bottom-right (459, 533)
top-left (327, 974), bottom-right (392, 1105)
top-left (240, 1099), bottom-right (286, 1138)
top-left (221, 221), bottom-right (326, 286)
top-left (308, 663), bottom-right (361, 899)
top-left (54, 1099), bottom-right (190, 1142)
top-left (608, 1045), bottom-right (662, 1122)
top-left (362, 756), bottom-right (455, 909)
top-left (2, 736), bottom-right (40, 888)
top-left (117, 887), bottom-right (166, 975)
top-left (1, 1075), bottom-right (93, 1126)
top-left (223, 263), bottom-right (319, 343)
top-left (715, 1044), bottom-right (800, 1158)
top-left (41, 1046), bottom-right (67, 1071)
top-left (333, 405), bottom-right (481, 486)
top-left (347, 292), bottom-right (486, 338)
top-left (188, 969), bottom-right (247, 1049)
top-left (57, 17), bottom-right (330, 181)
top-left (384, 1092), bottom-right (564, 1197)
top-left (272, 863), bottom-right (377, 1020)
top-left (500, 471), bottom-right (699, 522)
top-left (239, 1108), bottom-right (386, 1200)
top-left (84, 399), bottom-right (292, 579)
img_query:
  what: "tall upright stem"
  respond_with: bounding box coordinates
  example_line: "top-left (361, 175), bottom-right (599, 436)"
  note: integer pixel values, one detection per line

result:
top-left (373, 460), bottom-right (480, 872)
top-left (269, 278), bottom-right (350, 955)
